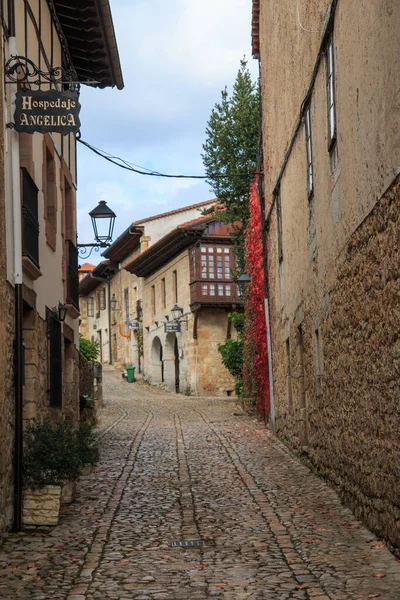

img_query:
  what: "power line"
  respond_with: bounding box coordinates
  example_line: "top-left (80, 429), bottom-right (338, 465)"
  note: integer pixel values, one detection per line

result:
top-left (77, 137), bottom-right (256, 181)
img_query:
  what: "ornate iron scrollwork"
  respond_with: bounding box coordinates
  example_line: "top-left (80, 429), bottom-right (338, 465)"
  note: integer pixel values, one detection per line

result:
top-left (4, 55), bottom-right (99, 88)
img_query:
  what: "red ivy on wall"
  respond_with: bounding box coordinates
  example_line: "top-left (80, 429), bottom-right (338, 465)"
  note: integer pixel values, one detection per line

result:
top-left (243, 176), bottom-right (270, 417)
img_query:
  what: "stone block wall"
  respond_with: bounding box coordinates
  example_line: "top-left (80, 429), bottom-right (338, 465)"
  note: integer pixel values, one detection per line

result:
top-left (0, 284), bottom-right (16, 538)
top-left (79, 354), bottom-right (103, 411)
top-left (270, 176), bottom-right (400, 553)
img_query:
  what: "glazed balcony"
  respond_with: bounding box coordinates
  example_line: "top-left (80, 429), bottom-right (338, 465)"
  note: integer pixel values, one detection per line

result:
top-left (189, 243), bottom-right (242, 310)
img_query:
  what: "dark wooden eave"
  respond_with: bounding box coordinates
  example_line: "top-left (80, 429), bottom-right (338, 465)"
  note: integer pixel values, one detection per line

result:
top-left (79, 260), bottom-right (117, 295)
top-left (125, 215), bottom-right (233, 278)
top-left (102, 226), bottom-right (143, 263)
top-left (126, 227), bottom-right (204, 278)
top-left (52, 0), bottom-right (124, 89)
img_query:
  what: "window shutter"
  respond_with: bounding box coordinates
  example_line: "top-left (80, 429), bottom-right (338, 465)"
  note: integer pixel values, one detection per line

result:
top-left (49, 316), bottom-right (62, 408)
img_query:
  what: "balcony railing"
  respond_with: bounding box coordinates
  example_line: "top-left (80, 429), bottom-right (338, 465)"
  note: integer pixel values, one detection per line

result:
top-left (190, 280), bottom-right (241, 307)
top-left (67, 240), bottom-right (79, 309)
top-left (21, 167), bottom-right (39, 268)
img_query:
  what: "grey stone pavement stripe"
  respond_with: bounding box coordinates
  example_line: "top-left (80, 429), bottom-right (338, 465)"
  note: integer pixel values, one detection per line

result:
top-left (195, 409), bottom-right (328, 597)
top-left (96, 406), bottom-right (128, 442)
top-left (67, 412), bottom-right (154, 599)
top-left (174, 414), bottom-right (202, 543)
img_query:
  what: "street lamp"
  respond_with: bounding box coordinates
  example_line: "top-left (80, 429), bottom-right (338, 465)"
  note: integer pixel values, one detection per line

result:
top-left (77, 200), bottom-right (116, 259)
top-left (89, 200), bottom-right (116, 244)
top-left (171, 304), bottom-right (183, 320)
top-left (51, 302), bottom-right (68, 322)
top-left (237, 272), bottom-right (251, 284)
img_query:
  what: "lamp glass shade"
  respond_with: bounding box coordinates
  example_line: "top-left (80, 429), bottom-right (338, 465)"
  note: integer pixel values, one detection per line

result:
top-left (58, 303), bottom-right (68, 322)
top-left (171, 304), bottom-right (183, 319)
top-left (237, 272), bottom-right (251, 284)
top-left (89, 201), bottom-right (116, 244)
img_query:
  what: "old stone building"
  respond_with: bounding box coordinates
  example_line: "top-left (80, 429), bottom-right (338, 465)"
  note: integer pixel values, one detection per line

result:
top-left (253, 0), bottom-right (400, 550)
top-left (0, 0), bottom-right (122, 537)
top-left (79, 200), bottom-right (217, 373)
top-left (126, 216), bottom-right (240, 396)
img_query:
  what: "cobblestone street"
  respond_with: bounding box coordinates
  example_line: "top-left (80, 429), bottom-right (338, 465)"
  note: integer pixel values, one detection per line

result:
top-left (1, 366), bottom-right (399, 600)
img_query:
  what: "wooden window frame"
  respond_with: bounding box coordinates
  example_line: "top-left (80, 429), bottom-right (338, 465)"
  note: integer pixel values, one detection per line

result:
top-left (172, 270), bottom-right (178, 303)
top-left (276, 188), bottom-right (283, 264)
top-left (305, 104), bottom-right (313, 198)
top-left (124, 288), bottom-right (129, 322)
top-left (87, 297), bottom-right (94, 318)
top-left (43, 134), bottom-right (57, 251)
top-left (326, 35), bottom-right (337, 151)
top-left (151, 285), bottom-right (156, 316)
top-left (161, 278), bottom-right (166, 309)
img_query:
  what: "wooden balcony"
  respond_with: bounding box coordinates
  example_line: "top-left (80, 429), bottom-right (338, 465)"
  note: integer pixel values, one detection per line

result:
top-left (190, 280), bottom-right (242, 310)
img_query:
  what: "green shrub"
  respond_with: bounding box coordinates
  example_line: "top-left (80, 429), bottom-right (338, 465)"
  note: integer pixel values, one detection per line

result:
top-left (80, 393), bottom-right (95, 411)
top-left (79, 334), bottom-right (100, 361)
top-left (218, 312), bottom-right (244, 397)
top-left (23, 417), bottom-right (98, 489)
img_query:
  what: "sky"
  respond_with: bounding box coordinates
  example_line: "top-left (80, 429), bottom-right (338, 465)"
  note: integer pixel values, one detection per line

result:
top-left (76, 0), bottom-right (258, 261)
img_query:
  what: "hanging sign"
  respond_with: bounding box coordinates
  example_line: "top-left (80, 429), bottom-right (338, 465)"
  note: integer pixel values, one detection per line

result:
top-left (165, 321), bottom-right (181, 333)
top-left (14, 89), bottom-right (81, 135)
top-left (128, 321), bottom-right (140, 331)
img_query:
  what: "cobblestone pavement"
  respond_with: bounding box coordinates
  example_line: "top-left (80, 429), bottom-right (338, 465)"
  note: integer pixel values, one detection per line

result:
top-left (1, 366), bottom-right (400, 600)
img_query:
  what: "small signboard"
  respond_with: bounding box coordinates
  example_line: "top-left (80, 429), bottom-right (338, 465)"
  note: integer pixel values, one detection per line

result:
top-left (14, 89), bottom-right (81, 135)
top-left (165, 321), bottom-right (181, 333)
top-left (128, 321), bottom-right (140, 330)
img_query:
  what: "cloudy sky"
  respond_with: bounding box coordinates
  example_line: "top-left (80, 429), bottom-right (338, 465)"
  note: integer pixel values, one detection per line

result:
top-left (77, 0), bottom-right (258, 259)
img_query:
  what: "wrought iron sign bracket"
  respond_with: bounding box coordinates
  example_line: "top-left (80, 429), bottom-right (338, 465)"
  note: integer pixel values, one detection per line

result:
top-left (4, 55), bottom-right (100, 88)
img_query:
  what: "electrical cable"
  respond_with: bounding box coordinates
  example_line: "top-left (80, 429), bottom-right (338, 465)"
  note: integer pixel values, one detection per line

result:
top-left (77, 137), bottom-right (257, 181)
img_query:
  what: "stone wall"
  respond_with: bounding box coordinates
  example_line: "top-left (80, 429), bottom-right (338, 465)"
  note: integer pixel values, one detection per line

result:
top-left (271, 176), bottom-right (400, 553)
top-left (0, 284), bottom-right (16, 538)
top-left (79, 355), bottom-right (103, 411)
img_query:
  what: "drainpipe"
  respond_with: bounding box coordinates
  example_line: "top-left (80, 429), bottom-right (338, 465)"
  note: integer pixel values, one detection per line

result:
top-left (8, 35), bottom-right (24, 531)
top-left (257, 61), bottom-right (276, 434)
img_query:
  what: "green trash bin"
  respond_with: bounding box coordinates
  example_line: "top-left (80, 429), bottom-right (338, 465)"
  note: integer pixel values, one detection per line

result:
top-left (126, 366), bottom-right (136, 383)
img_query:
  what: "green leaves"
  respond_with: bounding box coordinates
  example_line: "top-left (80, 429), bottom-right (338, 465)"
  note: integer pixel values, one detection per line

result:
top-left (79, 334), bottom-right (100, 361)
top-left (202, 59), bottom-right (260, 271)
top-left (218, 312), bottom-right (245, 396)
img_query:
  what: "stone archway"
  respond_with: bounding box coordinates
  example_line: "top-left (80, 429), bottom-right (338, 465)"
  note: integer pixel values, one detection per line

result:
top-left (148, 336), bottom-right (163, 384)
top-left (163, 333), bottom-right (179, 393)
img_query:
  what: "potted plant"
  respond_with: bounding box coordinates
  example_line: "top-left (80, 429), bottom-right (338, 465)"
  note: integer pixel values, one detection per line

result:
top-left (23, 417), bottom-right (98, 525)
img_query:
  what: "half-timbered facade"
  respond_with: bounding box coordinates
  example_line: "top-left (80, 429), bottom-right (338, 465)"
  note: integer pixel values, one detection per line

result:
top-left (0, 0), bottom-right (122, 535)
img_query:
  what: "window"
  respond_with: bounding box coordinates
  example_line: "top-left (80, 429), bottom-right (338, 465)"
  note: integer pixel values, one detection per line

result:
top-left (172, 270), bottom-right (178, 303)
top-left (276, 188), bottom-right (283, 264)
top-left (209, 284), bottom-right (215, 296)
top-left (202, 284), bottom-right (208, 296)
top-left (161, 278), bottom-right (166, 308)
top-left (21, 167), bottom-right (39, 268)
top-left (218, 284), bottom-right (224, 296)
top-left (305, 105), bottom-right (313, 197)
top-left (43, 138), bottom-right (57, 250)
top-left (99, 288), bottom-right (106, 311)
top-left (326, 36), bottom-right (337, 149)
top-left (124, 288), bottom-right (129, 322)
top-left (151, 285), bottom-right (156, 315)
top-left (225, 284), bottom-right (231, 296)
top-left (66, 241), bottom-right (79, 309)
top-left (87, 297), bottom-right (94, 317)
top-left (48, 315), bottom-right (62, 408)
top-left (314, 327), bottom-right (324, 396)
top-left (286, 338), bottom-right (293, 414)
